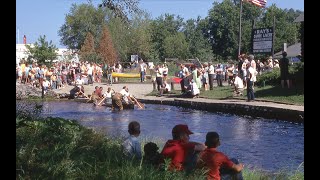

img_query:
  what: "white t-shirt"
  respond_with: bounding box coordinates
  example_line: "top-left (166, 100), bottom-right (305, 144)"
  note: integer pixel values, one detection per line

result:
top-left (104, 91), bottom-right (113, 98)
top-left (208, 65), bottom-right (215, 75)
top-left (87, 66), bottom-right (93, 75)
top-left (162, 67), bottom-right (168, 75)
top-left (156, 67), bottom-right (163, 77)
top-left (182, 67), bottom-right (189, 77)
top-left (234, 76), bottom-right (244, 89)
top-left (120, 89), bottom-right (130, 97)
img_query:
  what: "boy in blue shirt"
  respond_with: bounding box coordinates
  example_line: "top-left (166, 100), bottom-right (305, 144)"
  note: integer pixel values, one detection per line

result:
top-left (122, 121), bottom-right (142, 159)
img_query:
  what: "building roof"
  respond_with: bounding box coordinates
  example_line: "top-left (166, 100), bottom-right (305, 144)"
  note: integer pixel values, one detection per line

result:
top-left (274, 43), bottom-right (301, 58)
top-left (294, 13), bottom-right (304, 22)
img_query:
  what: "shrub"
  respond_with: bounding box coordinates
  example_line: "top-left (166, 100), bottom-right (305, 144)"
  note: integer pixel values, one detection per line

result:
top-left (256, 69), bottom-right (280, 86)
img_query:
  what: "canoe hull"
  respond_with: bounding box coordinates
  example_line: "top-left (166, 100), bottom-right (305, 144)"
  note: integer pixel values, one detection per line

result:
top-left (111, 72), bottom-right (140, 78)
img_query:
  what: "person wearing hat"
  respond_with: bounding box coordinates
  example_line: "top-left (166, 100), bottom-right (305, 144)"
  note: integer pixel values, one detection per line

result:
top-left (197, 132), bottom-right (244, 180)
top-left (279, 51), bottom-right (290, 88)
top-left (160, 124), bottom-right (206, 171)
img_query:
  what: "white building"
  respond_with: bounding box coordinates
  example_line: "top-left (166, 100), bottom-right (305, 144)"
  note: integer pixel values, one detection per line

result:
top-left (16, 44), bottom-right (33, 64)
top-left (16, 44), bottom-right (74, 64)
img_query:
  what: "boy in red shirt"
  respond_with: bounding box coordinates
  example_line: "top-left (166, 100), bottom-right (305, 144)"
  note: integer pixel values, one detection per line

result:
top-left (160, 124), bottom-right (206, 171)
top-left (198, 132), bottom-right (244, 180)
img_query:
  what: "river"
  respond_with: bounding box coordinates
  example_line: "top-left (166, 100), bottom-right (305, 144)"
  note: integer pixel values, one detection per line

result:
top-left (40, 100), bottom-right (304, 173)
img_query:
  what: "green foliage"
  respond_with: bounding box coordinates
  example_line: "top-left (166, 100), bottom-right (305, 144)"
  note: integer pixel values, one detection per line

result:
top-left (149, 14), bottom-right (185, 61)
top-left (16, 115), bottom-right (304, 179)
top-left (59, 3), bottom-right (107, 51)
top-left (164, 32), bottom-right (189, 60)
top-left (184, 18), bottom-right (214, 61)
top-left (26, 35), bottom-right (58, 66)
top-left (256, 69), bottom-right (280, 86)
top-left (258, 5), bottom-right (300, 54)
top-left (289, 62), bottom-right (304, 88)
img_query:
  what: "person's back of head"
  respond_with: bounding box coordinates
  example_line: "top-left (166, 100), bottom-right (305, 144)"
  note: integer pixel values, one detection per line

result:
top-left (172, 124), bottom-right (193, 140)
top-left (128, 121), bottom-right (140, 136)
top-left (205, 132), bottom-right (221, 148)
top-left (282, 51), bottom-right (287, 57)
top-left (144, 142), bottom-right (162, 166)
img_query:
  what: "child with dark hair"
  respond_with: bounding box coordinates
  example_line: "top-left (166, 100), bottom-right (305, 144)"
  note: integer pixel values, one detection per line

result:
top-left (143, 142), bottom-right (162, 167)
top-left (198, 132), bottom-right (244, 180)
top-left (122, 121), bottom-right (142, 159)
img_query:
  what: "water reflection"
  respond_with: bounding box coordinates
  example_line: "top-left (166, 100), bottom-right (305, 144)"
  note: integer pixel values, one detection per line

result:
top-left (39, 101), bottom-right (304, 173)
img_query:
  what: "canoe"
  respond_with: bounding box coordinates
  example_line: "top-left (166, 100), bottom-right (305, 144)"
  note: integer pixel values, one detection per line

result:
top-left (74, 97), bottom-right (134, 109)
top-left (99, 103), bottom-right (134, 109)
top-left (111, 72), bottom-right (140, 78)
top-left (74, 97), bottom-right (92, 103)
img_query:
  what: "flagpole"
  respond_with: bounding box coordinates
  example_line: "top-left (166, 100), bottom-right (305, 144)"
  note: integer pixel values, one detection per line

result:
top-left (238, 0), bottom-right (243, 56)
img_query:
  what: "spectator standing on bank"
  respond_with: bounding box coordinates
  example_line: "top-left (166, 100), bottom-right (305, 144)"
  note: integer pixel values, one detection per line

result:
top-left (208, 62), bottom-right (215, 90)
top-left (279, 51), bottom-right (290, 88)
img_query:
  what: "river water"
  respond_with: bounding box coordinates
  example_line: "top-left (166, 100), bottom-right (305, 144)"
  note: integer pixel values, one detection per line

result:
top-left (40, 101), bottom-right (304, 173)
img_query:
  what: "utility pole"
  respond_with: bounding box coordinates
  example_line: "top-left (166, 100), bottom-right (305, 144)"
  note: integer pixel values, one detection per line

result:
top-left (17, 28), bottom-right (20, 44)
top-left (238, 0), bottom-right (243, 56)
top-left (272, 16), bottom-right (275, 58)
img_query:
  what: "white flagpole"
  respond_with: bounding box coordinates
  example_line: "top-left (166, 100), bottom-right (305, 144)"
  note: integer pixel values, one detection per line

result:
top-left (238, 0), bottom-right (243, 56)
top-left (17, 28), bottom-right (20, 44)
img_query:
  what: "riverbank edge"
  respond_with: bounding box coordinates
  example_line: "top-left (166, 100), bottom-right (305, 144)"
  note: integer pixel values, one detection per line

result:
top-left (137, 97), bottom-right (304, 123)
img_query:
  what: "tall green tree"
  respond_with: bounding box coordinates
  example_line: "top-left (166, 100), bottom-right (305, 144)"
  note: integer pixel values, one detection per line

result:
top-left (258, 5), bottom-right (300, 54)
top-left (206, 0), bottom-right (240, 60)
top-left (163, 32), bottom-right (189, 60)
top-left (26, 35), bottom-right (58, 66)
top-left (149, 14), bottom-right (185, 61)
top-left (183, 17), bottom-right (213, 61)
top-left (126, 12), bottom-right (153, 61)
top-left (59, 3), bottom-right (107, 51)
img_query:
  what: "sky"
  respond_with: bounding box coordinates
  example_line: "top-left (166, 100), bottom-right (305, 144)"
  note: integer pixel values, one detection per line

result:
top-left (16, 0), bottom-right (304, 48)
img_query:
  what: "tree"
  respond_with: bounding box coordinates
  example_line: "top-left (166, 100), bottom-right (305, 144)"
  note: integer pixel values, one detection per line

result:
top-left (163, 32), bottom-right (189, 60)
top-left (258, 5), bottom-right (300, 55)
top-left (149, 14), bottom-right (185, 61)
top-left (206, 0), bottom-right (243, 60)
top-left (183, 17), bottom-right (213, 61)
top-left (99, 0), bottom-right (142, 23)
top-left (59, 3), bottom-right (107, 51)
top-left (26, 35), bottom-right (58, 66)
top-left (97, 25), bottom-right (118, 65)
top-left (80, 32), bottom-right (101, 63)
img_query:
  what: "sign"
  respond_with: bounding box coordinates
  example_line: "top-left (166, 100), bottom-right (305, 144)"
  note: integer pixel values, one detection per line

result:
top-left (131, 55), bottom-right (138, 62)
top-left (252, 27), bottom-right (273, 53)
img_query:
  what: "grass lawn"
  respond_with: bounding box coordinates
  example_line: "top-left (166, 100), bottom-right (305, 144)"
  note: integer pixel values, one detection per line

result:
top-left (147, 85), bottom-right (304, 106)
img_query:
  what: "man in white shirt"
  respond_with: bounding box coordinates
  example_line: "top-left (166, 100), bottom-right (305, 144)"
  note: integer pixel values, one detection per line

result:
top-left (208, 62), bottom-right (215, 90)
top-left (76, 76), bottom-right (84, 88)
top-left (233, 73), bottom-right (244, 96)
top-left (87, 63), bottom-right (94, 85)
top-left (120, 86), bottom-right (133, 104)
top-left (246, 63), bottom-right (255, 102)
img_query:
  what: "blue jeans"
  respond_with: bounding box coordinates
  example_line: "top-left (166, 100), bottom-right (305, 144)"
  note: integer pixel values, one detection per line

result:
top-left (220, 158), bottom-right (244, 180)
top-left (140, 71), bottom-right (145, 82)
top-left (247, 80), bottom-right (255, 101)
top-left (107, 74), bottom-right (112, 85)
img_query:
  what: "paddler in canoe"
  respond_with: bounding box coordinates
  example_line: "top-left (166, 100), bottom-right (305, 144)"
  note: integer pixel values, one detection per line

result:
top-left (111, 86), bottom-right (144, 110)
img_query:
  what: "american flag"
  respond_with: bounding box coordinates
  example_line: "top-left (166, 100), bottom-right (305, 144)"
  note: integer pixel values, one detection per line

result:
top-left (245, 0), bottom-right (267, 8)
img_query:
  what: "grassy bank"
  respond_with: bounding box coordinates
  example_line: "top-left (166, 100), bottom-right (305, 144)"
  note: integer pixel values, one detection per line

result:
top-left (147, 85), bottom-right (304, 105)
top-left (16, 112), bottom-right (304, 179)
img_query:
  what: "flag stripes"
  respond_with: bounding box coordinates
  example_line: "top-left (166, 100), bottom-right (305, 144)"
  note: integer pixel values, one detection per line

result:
top-left (246, 0), bottom-right (267, 8)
